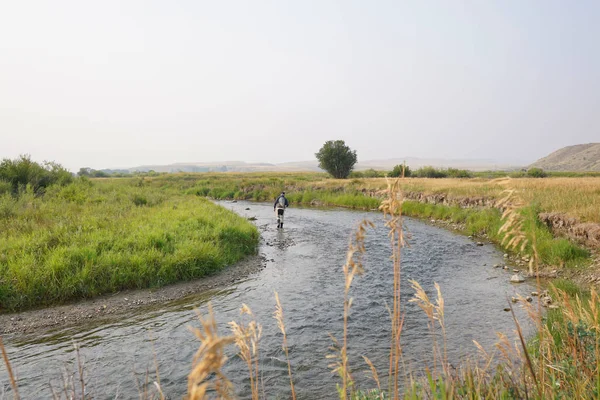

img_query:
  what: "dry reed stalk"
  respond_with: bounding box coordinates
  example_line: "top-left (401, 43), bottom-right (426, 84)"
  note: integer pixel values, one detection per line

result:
top-left (0, 336), bottom-right (20, 400)
top-left (328, 219), bottom-right (373, 400)
top-left (229, 304), bottom-right (262, 400)
top-left (379, 177), bottom-right (406, 399)
top-left (472, 340), bottom-right (498, 394)
top-left (495, 177), bottom-right (548, 393)
top-left (273, 291), bottom-right (296, 400)
top-left (44, 341), bottom-right (87, 400)
top-left (187, 305), bottom-right (234, 400)
top-left (362, 356), bottom-right (383, 397)
top-left (150, 332), bottom-right (165, 400)
top-left (75, 344), bottom-right (83, 399)
top-left (133, 330), bottom-right (166, 400)
top-left (408, 280), bottom-right (448, 379)
top-left (507, 301), bottom-right (541, 398)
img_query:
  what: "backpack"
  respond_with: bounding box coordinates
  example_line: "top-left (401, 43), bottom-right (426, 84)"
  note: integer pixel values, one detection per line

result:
top-left (277, 196), bottom-right (286, 207)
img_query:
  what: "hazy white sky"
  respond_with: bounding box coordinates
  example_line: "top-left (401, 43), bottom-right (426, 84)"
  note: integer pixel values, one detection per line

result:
top-left (1, 1), bottom-right (598, 171)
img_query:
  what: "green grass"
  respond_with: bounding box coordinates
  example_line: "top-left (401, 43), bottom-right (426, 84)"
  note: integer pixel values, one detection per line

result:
top-left (402, 201), bottom-right (589, 268)
top-left (0, 179), bottom-right (259, 311)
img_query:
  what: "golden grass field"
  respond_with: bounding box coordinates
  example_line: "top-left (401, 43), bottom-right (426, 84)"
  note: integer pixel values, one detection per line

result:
top-left (160, 172), bottom-right (600, 223)
top-left (298, 176), bottom-right (600, 221)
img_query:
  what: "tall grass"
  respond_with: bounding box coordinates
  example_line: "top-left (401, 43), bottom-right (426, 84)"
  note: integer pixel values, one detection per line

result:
top-left (0, 179), bottom-right (259, 310)
top-left (402, 200), bottom-right (589, 268)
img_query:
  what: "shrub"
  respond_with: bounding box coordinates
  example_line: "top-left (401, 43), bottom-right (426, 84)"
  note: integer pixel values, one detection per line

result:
top-left (447, 168), bottom-right (472, 178)
top-left (362, 168), bottom-right (383, 178)
top-left (527, 167), bottom-right (547, 178)
top-left (0, 179), bottom-right (11, 195)
top-left (389, 164), bottom-right (411, 177)
top-left (132, 194), bottom-right (148, 206)
top-left (0, 155), bottom-right (73, 194)
top-left (414, 166), bottom-right (448, 178)
top-left (349, 171), bottom-right (364, 178)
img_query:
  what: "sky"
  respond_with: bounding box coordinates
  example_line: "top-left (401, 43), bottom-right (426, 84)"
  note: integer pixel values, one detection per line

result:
top-left (1, 1), bottom-right (599, 171)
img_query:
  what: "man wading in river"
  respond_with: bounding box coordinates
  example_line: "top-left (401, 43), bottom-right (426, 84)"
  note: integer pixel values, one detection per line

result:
top-left (274, 191), bottom-right (289, 228)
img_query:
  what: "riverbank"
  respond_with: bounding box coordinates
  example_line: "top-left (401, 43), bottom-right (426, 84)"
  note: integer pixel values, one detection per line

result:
top-left (0, 253), bottom-right (266, 335)
top-left (0, 180), bottom-right (259, 311)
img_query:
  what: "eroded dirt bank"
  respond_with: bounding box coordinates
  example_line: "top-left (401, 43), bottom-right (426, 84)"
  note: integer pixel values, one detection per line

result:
top-left (539, 212), bottom-right (600, 249)
top-left (398, 191), bottom-right (600, 250)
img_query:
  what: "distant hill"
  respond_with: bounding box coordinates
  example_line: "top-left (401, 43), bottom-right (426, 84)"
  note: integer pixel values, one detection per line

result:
top-left (121, 158), bottom-right (519, 173)
top-left (529, 143), bottom-right (600, 171)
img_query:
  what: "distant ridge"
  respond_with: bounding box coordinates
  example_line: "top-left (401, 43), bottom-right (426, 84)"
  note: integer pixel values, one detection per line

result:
top-left (115, 158), bottom-right (520, 173)
top-left (529, 143), bottom-right (600, 171)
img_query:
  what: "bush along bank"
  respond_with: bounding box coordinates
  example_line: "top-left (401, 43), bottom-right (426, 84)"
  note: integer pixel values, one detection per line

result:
top-left (0, 181), bottom-right (259, 311)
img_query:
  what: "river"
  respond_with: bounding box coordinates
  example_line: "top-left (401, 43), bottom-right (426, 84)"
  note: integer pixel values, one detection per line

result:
top-left (0, 201), bottom-right (534, 399)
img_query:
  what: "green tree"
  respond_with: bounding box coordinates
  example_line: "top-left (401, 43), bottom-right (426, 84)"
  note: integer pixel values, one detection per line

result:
top-left (390, 164), bottom-right (411, 177)
top-left (315, 140), bottom-right (358, 179)
top-left (78, 167), bottom-right (92, 177)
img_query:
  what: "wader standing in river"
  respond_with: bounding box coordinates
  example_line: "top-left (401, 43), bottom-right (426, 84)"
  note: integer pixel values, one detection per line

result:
top-left (274, 191), bottom-right (289, 228)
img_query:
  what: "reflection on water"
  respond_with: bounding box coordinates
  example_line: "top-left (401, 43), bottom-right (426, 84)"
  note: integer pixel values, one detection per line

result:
top-left (1, 201), bottom-right (534, 399)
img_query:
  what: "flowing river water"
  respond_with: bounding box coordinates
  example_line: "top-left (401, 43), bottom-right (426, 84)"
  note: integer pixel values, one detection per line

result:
top-left (1, 201), bottom-right (535, 399)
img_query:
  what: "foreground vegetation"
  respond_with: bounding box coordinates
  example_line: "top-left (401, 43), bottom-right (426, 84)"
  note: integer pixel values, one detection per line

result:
top-left (0, 178), bottom-right (258, 311)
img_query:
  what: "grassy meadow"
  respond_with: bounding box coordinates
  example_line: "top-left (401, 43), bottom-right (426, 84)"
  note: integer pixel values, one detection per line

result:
top-left (0, 178), bottom-right (259, 311)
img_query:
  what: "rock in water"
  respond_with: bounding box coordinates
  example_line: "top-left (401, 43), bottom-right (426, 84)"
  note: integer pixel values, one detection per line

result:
top-left (510, 274), bottom-right (525, 283)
